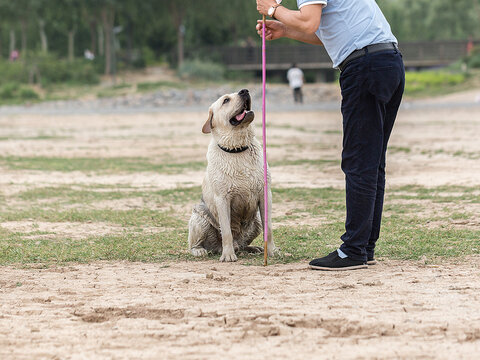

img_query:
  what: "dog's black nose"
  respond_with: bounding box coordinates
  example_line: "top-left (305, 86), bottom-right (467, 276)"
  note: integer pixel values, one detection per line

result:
top-left (238, 89), bottom-right (249, 96)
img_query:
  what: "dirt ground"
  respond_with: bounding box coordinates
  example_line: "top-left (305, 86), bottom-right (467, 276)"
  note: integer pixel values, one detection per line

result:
top-left (1, 259), bottom-right (479, 360)
top-left (1, 88), bottom-right (480, 359)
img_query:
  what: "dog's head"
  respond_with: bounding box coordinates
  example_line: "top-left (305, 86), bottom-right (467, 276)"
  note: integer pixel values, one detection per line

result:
top-left (202, 89), bottom-right (254, 135)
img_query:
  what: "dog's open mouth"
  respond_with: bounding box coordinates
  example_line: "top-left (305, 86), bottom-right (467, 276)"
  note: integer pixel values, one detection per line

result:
top-left (229, 97), bottom-right (252, 126)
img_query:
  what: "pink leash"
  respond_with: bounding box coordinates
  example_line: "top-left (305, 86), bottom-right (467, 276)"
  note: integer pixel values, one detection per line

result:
top-left (262, 15), bottom-right (269, 266)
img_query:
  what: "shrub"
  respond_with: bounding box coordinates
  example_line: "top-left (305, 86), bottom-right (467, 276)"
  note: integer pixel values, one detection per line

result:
top-left (69, 61), bottom-right (100, 84)
top-left (18, 87), bottom-right (39, 100)
top-left (0, 61), bottom-right (29, 84)
top-left (467, 53), bottom-right (480, 68)
top-left (178, 59), bottom-right (225, 81)
top-left (0, 82), bottom-right (39, 102)
top-left (36, 57), bottom-right (100, 85)
top-left (463, 45), bottom-right (480, 68)
top-left (0, 82), bottom-right (21, 98)
top-left (0, 55), bottom-right (100, 86)
top-left (404, 70), bottom-right (466, 94)
top-left (142, 46), bottom-right (157, 66)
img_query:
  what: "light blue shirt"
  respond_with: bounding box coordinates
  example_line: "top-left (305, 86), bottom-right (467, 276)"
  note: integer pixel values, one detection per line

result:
top-left (297, 0), bottom-right (398, 68)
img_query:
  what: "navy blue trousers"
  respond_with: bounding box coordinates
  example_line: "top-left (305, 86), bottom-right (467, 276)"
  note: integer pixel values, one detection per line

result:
top-left (338, 48), bottom-right (405, 262)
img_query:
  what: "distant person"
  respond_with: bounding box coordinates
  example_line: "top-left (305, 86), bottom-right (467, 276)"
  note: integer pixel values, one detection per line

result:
top-left (9, 49), bottom-right (19, 62)
top-left (257, 0), bottom-right (404, 271)
top-left (287, 63), bottom-right (304, 103)
top-left (467, 36), bottom-right (474, 56)
top-left (84, 49), bottom-right (95, 60)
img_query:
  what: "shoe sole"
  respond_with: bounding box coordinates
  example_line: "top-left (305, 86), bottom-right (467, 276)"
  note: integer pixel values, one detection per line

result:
top-left (367, 260), bottom-right (377, 265)
top-left (309, 264), bottom-right (368, 271)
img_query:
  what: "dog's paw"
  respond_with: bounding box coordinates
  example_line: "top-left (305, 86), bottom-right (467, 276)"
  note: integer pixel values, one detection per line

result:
top-left (219, 251), bottom-right (238, 262)
top-left (267, 245), bottom-right (280, 257)
top-left (191, 247), bottom-right (208, 257)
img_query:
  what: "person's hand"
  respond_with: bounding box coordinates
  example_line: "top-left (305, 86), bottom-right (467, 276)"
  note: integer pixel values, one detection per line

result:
top-left (256, 19), bottom-right (286, 41)
top-left (256, 0), bottom-right (276, 16)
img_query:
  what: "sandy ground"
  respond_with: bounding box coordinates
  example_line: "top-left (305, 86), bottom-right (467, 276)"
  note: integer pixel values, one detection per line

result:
top-left (1, 259), bottom-right (479, 359)
top-left (1, 88), bottom-right (480, 359)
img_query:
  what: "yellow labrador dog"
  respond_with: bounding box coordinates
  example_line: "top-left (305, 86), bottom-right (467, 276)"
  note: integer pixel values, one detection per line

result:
top-left (188, 89), bottom-right (276, 262)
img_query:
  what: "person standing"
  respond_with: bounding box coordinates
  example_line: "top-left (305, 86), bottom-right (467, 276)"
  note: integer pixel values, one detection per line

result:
top-left (9, 49), bottom-right (19, 62)
top-left (287, 63), bottom-right (304, 103)
top-left (256, 0), bottom-right (405, 270)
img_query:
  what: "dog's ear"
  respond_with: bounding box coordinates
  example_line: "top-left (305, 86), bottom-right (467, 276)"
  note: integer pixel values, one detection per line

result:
top-left (202, 108), bottom-right (213, 134)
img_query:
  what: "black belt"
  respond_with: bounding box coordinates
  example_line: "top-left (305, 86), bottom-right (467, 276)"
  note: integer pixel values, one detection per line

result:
top-left (338, 42), bottom-right (399, 72)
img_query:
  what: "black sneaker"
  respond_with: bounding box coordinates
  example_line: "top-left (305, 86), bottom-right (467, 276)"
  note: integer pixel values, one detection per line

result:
top-left (367, 258), bottom-right (377, 265)
top-left (309, 251), bottom-right (367, 271)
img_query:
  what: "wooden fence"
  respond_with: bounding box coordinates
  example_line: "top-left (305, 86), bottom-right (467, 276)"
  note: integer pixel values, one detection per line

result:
top-left (201, 39), bottom-right (476, 70)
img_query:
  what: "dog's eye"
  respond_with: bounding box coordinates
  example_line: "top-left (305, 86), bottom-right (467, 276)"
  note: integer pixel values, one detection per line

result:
top-left (222, 98), bottom-right (230, 105)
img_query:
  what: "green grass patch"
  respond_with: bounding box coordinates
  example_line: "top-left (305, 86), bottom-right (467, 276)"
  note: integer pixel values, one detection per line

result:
top-left (0, 156), bottom-right (205, 174)
top-left (377, 219), bottom-right (479, 261)
top-left (388, 146), bottom-right (411, 154)
top-left (404, 70), bottom-right (468, 97)
top-left (0, 228), bottom-right (190, 264)
top-left (96, 83), bottom-right (132, 98)
top-left (323, 130), bottom-right (342, 135)
top-left (1, 217), bottom-right (478, 265)
top-left (388, 185), bottom-right (480, 203)
top-left (136, 81), bottom-right (186, 92)
top-left (17, 185), bottom-right (201, 206)
top-left (419, 149), bottom-right (480, 160)
top-left (452, 150), bottom-right (480, 160)
top-left (0, 208), bottom-right (183, 228)
top-left (0, 184), bottom-right (479, 265)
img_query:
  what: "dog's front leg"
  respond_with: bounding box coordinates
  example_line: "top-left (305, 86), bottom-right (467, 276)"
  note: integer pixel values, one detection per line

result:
top-left (259, 187), bottom-right (277, 257)
top-left (215, 196), bottom-right (237, 262)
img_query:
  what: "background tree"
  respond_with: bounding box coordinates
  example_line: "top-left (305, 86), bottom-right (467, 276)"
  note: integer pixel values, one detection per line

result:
top-left (0, 0), bottom-right (20, 58)
top-left (32, 0), bottom-right (52, 54)
top-left (99, 0), bottom-right (117, 74)
top-left (0, 0), bottom-right (478, 65)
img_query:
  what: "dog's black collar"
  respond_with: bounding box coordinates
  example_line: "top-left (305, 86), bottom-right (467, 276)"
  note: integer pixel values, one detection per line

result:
top-left (218, 144), bottom-right (249, 153)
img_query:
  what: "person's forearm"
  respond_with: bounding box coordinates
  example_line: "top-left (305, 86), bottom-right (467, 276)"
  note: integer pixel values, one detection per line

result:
top-left (274, 5), bottom-right (321, 35)
top-left (284, 26), bottom-right (323, 45)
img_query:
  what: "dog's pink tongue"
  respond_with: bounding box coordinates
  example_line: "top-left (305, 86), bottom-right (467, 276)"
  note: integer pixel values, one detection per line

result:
top-left (235, 110), bottom-right (246, 121)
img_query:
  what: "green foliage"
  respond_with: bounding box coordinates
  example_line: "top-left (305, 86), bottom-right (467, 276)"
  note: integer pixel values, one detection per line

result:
top-left (35, 56), bottom-right (100, 85)
top-left (0, 61), bottom-right (29, 83)
top-left (0, 155), bottom-right (205, 174)
top-left (0, 56), bottom-right (100, 86)
top-left (377, 0), bottom-right (480, 41)
top-left (0, 82), bottom-right (20, 98)
top-left (18, 87), bottom-right (39, 99)
top-left (0, 82), bottom-right (39, 102)
top-left (178, 59), bottom-right (225, 81)
top-left (0, 0), bottom-right (478, 88)
top-left (466, 46), bottom-right (480, 68)
top-left (404, 71), bottom-right (467, 94)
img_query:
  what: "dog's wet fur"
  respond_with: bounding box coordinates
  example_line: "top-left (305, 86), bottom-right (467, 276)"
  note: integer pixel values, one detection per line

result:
top-left (188, 89), bottom-right (276, 262)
